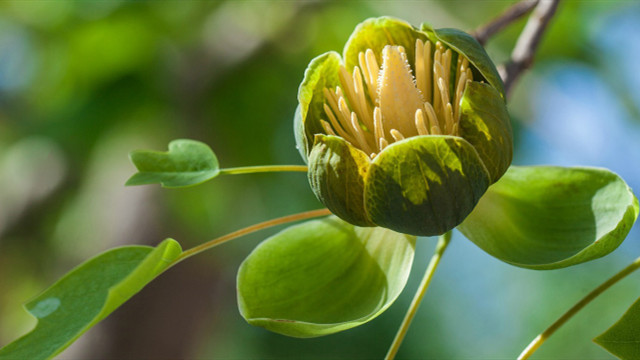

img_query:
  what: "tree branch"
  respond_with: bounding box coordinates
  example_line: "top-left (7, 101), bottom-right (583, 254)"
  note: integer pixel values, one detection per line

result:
top-left (473, 0), bottom-right (540, 46)
top-left (499, 0), bottom-right (560, 95)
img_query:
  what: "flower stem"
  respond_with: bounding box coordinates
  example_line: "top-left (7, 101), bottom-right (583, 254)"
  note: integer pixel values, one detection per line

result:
top-left (219, 165), bottom-right (308, 175)
top-left (171, 208), bottom-right (331, 266)
top-left (518, 256), bottom-right (640, 360)
top-left (385, 231), bottom-right (452, 360)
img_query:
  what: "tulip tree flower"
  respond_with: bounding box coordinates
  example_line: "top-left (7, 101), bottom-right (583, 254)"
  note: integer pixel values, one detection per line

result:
top-left (2, 16), bottom-right (638, 360)
top-left (295, 17), bottom-right (512, 236)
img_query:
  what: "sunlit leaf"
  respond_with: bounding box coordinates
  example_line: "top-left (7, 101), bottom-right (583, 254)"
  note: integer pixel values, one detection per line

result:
top-left (126, 139), bottom-right (219, 188)
top-left (237, 216), bottom-right (415, 338)
top-left (0, 239), bottom-right (182, 360)
top-left (458, 166), bottom-right (638, 270)
top-left (594, 296), bottom-right (640, 359)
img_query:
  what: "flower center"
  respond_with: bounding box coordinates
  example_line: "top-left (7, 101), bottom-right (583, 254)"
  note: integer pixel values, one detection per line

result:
top-left (321, 39), bottom-right (473, 158)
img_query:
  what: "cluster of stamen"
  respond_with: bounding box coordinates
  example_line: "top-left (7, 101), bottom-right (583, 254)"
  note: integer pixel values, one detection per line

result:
top-left (321, 39), bottom-right (473, 158)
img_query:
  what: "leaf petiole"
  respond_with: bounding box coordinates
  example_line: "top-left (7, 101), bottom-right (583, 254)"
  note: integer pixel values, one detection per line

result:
top-left (219, 165), bottom-right (308, 175)
top-left (170, 208), bottom-right (331, 266)
top-left (518, 256), bottom-right (640, 360)
top-left (385, 231), bottom-right (452, 360)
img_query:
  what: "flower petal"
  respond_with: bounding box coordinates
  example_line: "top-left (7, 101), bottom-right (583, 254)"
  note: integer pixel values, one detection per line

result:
top-left (458, 166), bottom-right (639, 270)
top-left (308, 135), bottom-right (374, 226)
top-left (422, 24), bottom-right (505, 98)
top-left (343, 17), bottom-right (427, 73)
top-left (364, 135), bottom-right (491, 236)
top-left (458, 82), bottom-right (513, 183)
top-left (296, 51), bottom-right (343, 160)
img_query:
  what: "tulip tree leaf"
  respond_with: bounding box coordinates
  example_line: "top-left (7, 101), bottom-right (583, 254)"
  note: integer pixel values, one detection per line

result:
top-left (343, 16), bottom-right (427, 72)
top-left (594, 296), bottom-right (640, 359)
top-left (0, 239), bottom-right (182, 360)
top-left (365, 135), bottom-right (491, 237)
top-left (458, 166), bottom-right (638, 270)
top-left (425, 25), bottom-right (506, 99)
top-left (126, 139), bottom-right (220, 188)
top-left (237, 216), bottom-right (415, 338)
top-left (308, 135), bottom-right (373, 227)
top-left (296, 51), bottom-right (342, 160)
top-left (458, 82), bottom-right (513, 183)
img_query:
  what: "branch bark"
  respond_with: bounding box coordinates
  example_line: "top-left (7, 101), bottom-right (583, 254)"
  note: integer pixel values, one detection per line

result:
top-left (499, 0), bottom-right (561, 95)
top-left (473, 0), bottom-right (540, 46)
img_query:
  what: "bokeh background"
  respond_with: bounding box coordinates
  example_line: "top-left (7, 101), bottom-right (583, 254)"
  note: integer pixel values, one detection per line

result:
top-left (1, 1), bottom-right (639, 359)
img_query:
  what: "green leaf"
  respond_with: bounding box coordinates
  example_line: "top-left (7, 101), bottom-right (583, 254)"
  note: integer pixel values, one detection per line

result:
top-left (595, 296), bottom-right (640, 359)
top-left (126, 139), bottom-right (220, 188)
top-left (308, 134), bottom-right (373, 227)
top-left (296, 51), bottom-right (342, 160)
top-left (237, 216), bottom-right (415, 338)
top-left (458, 166), bottom-right (639, 270)
top-left (365, 135), bottom-right (491, 237)
top-left (0, 239), bottom-right (182, 360)
top-left (458, 82), bottom-right (513, 183)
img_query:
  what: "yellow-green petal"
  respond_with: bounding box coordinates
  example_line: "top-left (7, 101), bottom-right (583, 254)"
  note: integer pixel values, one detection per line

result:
top-left (364, 135), bottom-right (490, 236)
top-left (458, 82), bottom-right (513, 183)
top-left (343, 17), bottom-right (427, 73)
top-left (422, 24), bottom-right (505, 99)
top-left (296, 51), bottom-right (342, 160)
top-left (308, 135), bottom-right (373, 226)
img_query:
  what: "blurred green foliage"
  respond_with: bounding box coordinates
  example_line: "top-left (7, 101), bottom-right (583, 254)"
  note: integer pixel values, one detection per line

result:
top-left (0, 1), bottom-right (639, 359)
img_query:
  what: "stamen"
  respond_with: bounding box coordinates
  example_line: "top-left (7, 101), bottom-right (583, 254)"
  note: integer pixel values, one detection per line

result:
top-left (350, 112), bottom-right (374, 154)
top-left (373, 107), bottom-right (385, 144)
top-left (444, 102), bottom-right (454, 135)
top-left (415, 109), bottom-right (429, 136)
top-left (365, 49), bottom-right (380, 103)
top-left (390, 129), bottom-right (405, 142)
top-left (339, 66), bottom-right (358, 111)
top-left (415, 39), bottom-right (426, 100)
top-left (320, 120), bottom-right (337, 136)
top-left (338, 96), bottom-right (352, 125)
top-left (324, 103), bottom-right (357, 142)
top-left (423, 102), bottom-right (442, 135)
top-left (379, 137), bottom-right (389, 152)
top-left (352, 66), bottom-right (374, 131)
top-left (323, 88), bottom-right (340, 117)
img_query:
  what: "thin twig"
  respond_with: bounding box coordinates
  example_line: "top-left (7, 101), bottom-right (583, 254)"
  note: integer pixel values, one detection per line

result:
top-left (517, 256), bottom-right (640, 360)
top-left (500, 0), bottom-right (561, 95)
top-left (473, 0), bottom-right (540, 46)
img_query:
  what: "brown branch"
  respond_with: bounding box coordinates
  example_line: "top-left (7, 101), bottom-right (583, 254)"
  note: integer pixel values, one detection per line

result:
top-left (473, 0), bottom-right (540, 46)
top-left (499, 0), bottom-right (561, 96)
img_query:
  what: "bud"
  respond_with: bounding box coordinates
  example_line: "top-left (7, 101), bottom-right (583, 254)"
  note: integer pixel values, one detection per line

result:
top-left (295, 17), bottom-right (512, 236)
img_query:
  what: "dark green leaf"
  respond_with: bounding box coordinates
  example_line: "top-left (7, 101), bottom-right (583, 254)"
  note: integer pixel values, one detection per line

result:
top-left (0, 239), bottom-right (182, 360)
top-left (126, 139), bottom-right (220, 188)
top-left (458, 166), bottom-right (638, 269)
top-left (595, 296), bottom-right (640, 359)
top-left (237, 216), bottom-right (415, 338)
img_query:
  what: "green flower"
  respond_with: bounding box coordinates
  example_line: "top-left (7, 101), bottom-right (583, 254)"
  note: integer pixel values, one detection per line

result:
top-left (295, 17), bottom-right (512, 236)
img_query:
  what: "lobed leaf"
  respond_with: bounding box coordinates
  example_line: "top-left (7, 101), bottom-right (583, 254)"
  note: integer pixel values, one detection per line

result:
top-left (0, 239), bottom-right (182, 360)
top-left (594, 296), bottom-right (640, 359)
top-left (458, 166), bottom-right (638, 269)
top-left (237, 216), bottom-right (415, 338)
top-left (126, 139), bottom-right (220, 188)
